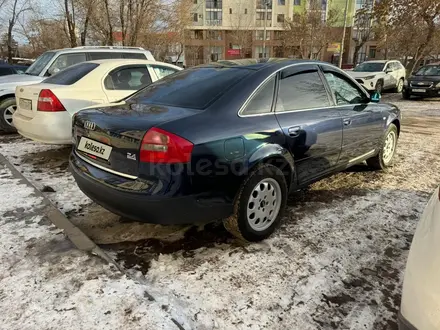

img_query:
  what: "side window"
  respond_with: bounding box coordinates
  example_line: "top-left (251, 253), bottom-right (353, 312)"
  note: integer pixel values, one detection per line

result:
top-left (323, 71), bottom-right (366, 105)
top-left (385, 63), bottom-right (393, 72)
top-left (242, 76), bottom-right (275, 115)
top-left (47, 53), bottom-right (86, 75)
top-left (104, 66), bottom-right (152, 90)
top-left (276, 70), bottom-right (330, 112)
top-left (122, 53), bottom-right (147, 59)
top-left (151, 65), bottom-right (179, 80)
top-left (88, 52), bottom-right (114, 60)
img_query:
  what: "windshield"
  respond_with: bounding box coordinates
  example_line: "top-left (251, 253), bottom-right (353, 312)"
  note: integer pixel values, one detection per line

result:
top-left (128, 67), bottom-right (252, 109)
top-left (25, 51), bottom-right (56, 76)
top-left (353, 62), bottom-right (385, 72)
top-left (415, 65), bottom-right (440, 76)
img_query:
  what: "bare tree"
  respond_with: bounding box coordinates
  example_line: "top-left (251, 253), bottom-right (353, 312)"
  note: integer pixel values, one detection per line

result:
top-left (284, 0), bottom-right (340, 59)
top-left (352, 1), bottom-right (375, 65)
top-left (228, 0), bottom-right (254, 58)
top-left (7, 0), bottom-right (30, 62)
top-left (64, 0), bottom-right (77, 47)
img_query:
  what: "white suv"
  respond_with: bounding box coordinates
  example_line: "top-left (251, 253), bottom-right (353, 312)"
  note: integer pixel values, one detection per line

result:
top-left (0, 46), bottom-right (155, 133)
top-left (347, 60), bottom-right (406, 93)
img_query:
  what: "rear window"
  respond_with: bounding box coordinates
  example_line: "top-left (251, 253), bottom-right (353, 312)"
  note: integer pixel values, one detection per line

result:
top-left (128, 67), bottom-right (251, 109)
top-left (44, 62), bottom-right (99, 85)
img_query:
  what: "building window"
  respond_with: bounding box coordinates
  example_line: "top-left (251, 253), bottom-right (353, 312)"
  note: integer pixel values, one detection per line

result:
top-left (193, 13), bottom-right (198, 22)
top-left (256, 46), bottom-right (269, 58)
top-left (278, 0), bottom-right (285, 4)
top-left (257, 0), bottom-right (273, 9)
top-left (206, 10), bottom-right (222, 25)
top-left (256, 12), bottom-right (271, 20)
top-left (245, 8), bottom-right (248, 14)
top-left (229, 8), bottom-right (232, 14)
top-left (256, 30), bottom-right (270, 40)
top-left (207, 30), bottom-right (222, 40)
top-left (274, 31), bottom-right (283, 40)
top-left (210, 46), bottom-right (223, 62)
top-left (206, 0), bottom-right (222, 9)
top-left (294, 0), bottom-right (301, 5)
top-left (277, 14), bottom-right (284, 22)
top-left (369, 46), bottom-right (377, 59)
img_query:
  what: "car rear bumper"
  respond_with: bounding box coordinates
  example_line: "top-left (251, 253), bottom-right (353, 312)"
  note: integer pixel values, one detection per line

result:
top-left (69, 151), bottom-right (233, 224)
top-left (12, 111), bottom-right (72, 144)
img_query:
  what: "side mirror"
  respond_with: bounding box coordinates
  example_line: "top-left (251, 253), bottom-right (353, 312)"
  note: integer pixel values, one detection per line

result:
top-left (370, 91), bottom-right (381, 103)
top-left (385, 69), bottom-right (393, 74)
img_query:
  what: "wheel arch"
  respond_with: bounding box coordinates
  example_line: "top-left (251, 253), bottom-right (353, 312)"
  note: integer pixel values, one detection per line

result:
top-left (0, 93), bottom-right (16, 104)
top-left (247, 144), bottom-right (295, 190)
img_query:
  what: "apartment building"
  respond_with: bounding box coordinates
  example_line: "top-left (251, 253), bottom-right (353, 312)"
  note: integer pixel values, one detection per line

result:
top-left (184, 0), bottom-right (379, 66)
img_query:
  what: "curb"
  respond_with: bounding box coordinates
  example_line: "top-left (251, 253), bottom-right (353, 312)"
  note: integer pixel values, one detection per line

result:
top-left (0, 153), bottom-right (186, 329)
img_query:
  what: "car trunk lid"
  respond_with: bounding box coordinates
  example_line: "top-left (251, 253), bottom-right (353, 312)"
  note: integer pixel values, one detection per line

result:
top-left (15, 83), bottom-right (68, 119)
top-left (73, 102), bottom-right (199, 178)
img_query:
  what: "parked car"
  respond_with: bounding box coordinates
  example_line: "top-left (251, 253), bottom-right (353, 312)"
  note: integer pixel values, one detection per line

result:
top-left (402, 62), bottom-right (440, 99)
top-left (399, 186), bottom-right (440, 330)
top-left (0, 64), bottom-right (20, 77)
top-left (69, 59), bottom-right (401, 242)
top-left (0, 46), bottom-right (155, 133)
top-left (347, 60), bottom-right (406, 93)
top-left (12, 65), bottom-right (29, 74)
top-left (13, 59), bottom-right (181, 144)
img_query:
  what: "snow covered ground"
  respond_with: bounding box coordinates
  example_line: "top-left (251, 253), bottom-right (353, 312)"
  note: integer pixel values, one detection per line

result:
top-left (1, 94), bottom-right (440, 330)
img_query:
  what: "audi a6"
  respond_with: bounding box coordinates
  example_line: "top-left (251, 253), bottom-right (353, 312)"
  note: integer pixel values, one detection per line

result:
top-left (70, 59), bottom-right (401, 241)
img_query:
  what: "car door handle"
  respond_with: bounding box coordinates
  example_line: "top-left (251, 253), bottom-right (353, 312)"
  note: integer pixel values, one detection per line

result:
top-left (288, 126), bottom-right (301, 137)
top-left (343, 118), bottom-right (352, 126)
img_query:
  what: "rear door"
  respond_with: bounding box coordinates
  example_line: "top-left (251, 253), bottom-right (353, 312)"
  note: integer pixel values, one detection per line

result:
top-left (321, 66), bottom-right (385, 165)
top-left (274, 64), bottom-right (343, 185)
top-left (102, 65), bottom-right (154, 102)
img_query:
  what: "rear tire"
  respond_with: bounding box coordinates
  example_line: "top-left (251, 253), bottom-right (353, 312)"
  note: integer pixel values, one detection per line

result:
top-left (0, 97), bottom-right (17, 133)
top-left (366, 124), bottom-right (398, 170)
top-left (223, 164), bottom-right (287, 242)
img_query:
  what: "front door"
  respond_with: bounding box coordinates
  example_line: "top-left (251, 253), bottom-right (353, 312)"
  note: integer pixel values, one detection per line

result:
top-left (321, 66), bottom-right (385, 165)
top-left (274, 65), bottom-right (343, 185)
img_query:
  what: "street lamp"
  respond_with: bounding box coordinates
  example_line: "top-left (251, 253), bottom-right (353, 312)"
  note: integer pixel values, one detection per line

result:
top-left (262, 0), bottom-right (271, 58)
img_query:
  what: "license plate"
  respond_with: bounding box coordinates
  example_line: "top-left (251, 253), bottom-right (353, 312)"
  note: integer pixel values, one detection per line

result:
top-left (19, 98), bottom-right (32, 110)
top-left (77, 137), bottom-right (112, 160)
top-left (412, 88), bottom-right (426, 93)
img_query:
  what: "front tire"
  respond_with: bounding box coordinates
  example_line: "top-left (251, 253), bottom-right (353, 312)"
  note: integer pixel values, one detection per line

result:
top-left (223, 164), bottom-right (287, 242)
top-left (367, 124), bottom-right (398, 170)
top-left (375, 80), bottom-right (384, 93)
top-left (0, 97), bottom-right (17, 133)
top-left (395, 78), bottom-right (404, 93)
top-left (402, 90), bottom-right (411, 100)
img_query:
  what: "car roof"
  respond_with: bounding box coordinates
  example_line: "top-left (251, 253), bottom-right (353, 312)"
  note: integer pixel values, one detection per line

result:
top-left (49, 47), bottom-right (152, 54)
top-left (85, 59), bottom-right (181, 69)
top-left (197, 58), bottom-right (331, 71)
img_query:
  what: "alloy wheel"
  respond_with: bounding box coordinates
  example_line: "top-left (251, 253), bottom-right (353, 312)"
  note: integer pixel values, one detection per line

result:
top-left (3, 105), bottom-right (16, 126)
top-left (383, 130), bottom-right (397, 164)
top-left (246, 178), bottom-right (282, 232)
top-left (397, 79), bottom-right (404, 93)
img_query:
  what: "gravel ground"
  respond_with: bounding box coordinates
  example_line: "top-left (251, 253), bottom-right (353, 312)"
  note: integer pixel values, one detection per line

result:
top-left (1, 94), bottom-right (440, 329)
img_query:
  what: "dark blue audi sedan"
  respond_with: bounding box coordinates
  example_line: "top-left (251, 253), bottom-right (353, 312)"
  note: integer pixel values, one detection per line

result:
top-left (70, 59), bottom-right (401, 241)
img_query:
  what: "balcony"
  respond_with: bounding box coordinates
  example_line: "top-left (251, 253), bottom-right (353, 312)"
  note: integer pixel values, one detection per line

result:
top-left (206, 19), bottom-right (222, 26)
top-left (256, 20), bottom-right (272, 27)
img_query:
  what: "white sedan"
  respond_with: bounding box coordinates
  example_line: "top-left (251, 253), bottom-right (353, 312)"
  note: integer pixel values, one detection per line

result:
top-left (400, 186), bottom-right (440, 330)
top-left (12, 59), bottom-right (182, 144)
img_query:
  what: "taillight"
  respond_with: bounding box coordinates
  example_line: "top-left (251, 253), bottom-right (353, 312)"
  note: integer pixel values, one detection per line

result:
top-left (37, 89), bottom-right (66, 112)
top-left (140, 127), bottom-right (193, 163)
